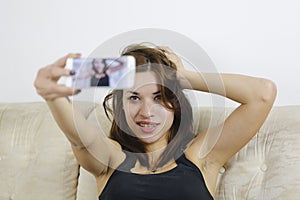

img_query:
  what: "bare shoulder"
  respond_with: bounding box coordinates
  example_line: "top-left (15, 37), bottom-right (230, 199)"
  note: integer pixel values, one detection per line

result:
top-left (96, 166), bottom-right (116, 196)
top-left (185, 131), bottom-right (219, 167)
top-left (185, 132), bottom-right (221, 196)
top-left (109, 138), bottom-right (123, 149)
top-left (96, 139), bottom-right (126, 196)
top-left (106, 138), bottom-right (126, 169)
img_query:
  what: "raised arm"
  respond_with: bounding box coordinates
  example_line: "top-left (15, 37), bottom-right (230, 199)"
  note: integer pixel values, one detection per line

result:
top-left (34, 54), bottom-right (124, 176)
top-left (163, 48), bottom-right (277, 167)
top-left (181, 71), bottom-right (276, 165)
top-left (105, 59), bottom-right (125, 74)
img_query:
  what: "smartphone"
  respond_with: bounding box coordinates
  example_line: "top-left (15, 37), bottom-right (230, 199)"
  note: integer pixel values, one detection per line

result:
top-left (64, 56), bottom-right (135, 89)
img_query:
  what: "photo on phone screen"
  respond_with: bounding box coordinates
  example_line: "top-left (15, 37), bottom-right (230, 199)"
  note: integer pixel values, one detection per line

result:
top-left (65, 56), bottom-right (136, 89)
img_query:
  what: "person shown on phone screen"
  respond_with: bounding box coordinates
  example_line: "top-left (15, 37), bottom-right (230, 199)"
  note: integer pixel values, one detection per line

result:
top-left (34, 43), bottom-right (277, 199)
top-left (90, 58), bottom-right (125, 86)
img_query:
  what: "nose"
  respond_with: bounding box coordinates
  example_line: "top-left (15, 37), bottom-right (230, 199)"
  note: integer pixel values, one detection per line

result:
top-left (139, 100), bottom-right (154, 118)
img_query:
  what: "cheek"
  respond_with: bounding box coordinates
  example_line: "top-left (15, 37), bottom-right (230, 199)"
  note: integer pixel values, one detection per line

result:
top-left (156, 106), bottom-right (174, 124)
top-left (158, 104), bottom-right (172, 114)
top-left (165, 110), bottom-right (174, 126)
top-left (123, 103), bottom-right (139, 122)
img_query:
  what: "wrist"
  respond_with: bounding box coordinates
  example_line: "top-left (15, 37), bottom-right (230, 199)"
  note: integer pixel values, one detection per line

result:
top-left (177, 69), bottom-right (193, 90)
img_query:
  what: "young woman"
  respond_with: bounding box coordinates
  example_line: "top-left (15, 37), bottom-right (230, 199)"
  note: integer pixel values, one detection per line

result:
top-left (90, 58), bottom-right (125, 86)
top-left (34, 44), bottom-right (277, 199)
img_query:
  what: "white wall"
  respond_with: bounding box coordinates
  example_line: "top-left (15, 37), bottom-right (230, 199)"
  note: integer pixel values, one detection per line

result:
top-left (1, 0), bottom-right (299, 105)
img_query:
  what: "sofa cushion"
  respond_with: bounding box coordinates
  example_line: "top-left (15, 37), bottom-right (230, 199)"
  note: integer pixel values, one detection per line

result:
top-left (211, 106), bottom-right (300, 199)
top-left (0, 103), bottom-right (79, 200)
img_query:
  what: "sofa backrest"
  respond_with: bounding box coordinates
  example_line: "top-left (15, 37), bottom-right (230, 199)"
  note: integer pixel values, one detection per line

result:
top-left (200, 106), bottom-right (300, 199)
top-left (0, 102), bottom-right (299, 200)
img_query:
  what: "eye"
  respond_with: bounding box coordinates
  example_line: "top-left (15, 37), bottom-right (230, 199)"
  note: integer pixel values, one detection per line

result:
top-left (128, 96), bottom-right (140, 101)
top-left (154, 94), bottom-right (162, 102)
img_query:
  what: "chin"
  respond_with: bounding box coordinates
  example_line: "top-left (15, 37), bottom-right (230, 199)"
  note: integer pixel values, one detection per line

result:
top-left (139, 133), bottom-right (167, 147)
top-left (140, 137), bottom-right (157, 144)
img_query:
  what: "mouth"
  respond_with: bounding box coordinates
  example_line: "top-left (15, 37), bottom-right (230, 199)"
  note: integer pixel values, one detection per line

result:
top-left (136, 121), bottom-right (160, 133)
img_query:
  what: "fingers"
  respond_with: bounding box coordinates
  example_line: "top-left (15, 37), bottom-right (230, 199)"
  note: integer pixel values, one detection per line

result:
top-left (157, 46), bottom-right (179, 60)
top-left (34, 53), bottom-right (81, 101)
top-left (39, 53), bottom-right (81, 79)
top-left (157, 46), bottom-right (173, 54)
top-left (35, 81), bottom-right (80, 101)
top-left (157, 46), bottom-right (184, 70)
top-left (55, 53), bottom-right (81, 68)
top-left (46, 86), bottom-right (80, 101)
top-left (47, 65), bottom-right (73, 81)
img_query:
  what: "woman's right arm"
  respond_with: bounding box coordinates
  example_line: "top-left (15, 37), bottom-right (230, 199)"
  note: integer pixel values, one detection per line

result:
top-left (34, 54), bottom-right (125, 176)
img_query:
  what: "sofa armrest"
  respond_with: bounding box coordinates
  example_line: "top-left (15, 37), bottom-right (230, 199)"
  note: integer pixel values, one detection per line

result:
top-left (0, 102), bottom-right (80, 200)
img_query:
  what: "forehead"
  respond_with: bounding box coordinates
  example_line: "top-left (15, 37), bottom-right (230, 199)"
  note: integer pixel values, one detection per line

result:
top-left (124, 71), bottom-right (161, 93)
top-left (94, 60), bottom-right (103, 64)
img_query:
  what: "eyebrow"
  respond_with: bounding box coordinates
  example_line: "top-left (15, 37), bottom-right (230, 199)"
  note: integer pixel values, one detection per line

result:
top-left (126, 90), bottom-right (161, 95)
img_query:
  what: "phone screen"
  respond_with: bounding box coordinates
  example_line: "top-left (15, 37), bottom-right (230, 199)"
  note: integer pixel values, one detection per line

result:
top-left (64, 56), bottom-right (135, 89)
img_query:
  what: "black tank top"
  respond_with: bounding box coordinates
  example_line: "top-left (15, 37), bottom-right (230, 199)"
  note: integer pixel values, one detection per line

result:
top-left (99, 153), bottom-right (214, 200)
top-left (91, 73), bottom-right (109, 86)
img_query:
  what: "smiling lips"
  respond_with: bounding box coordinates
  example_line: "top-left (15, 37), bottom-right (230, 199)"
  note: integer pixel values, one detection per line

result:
top-left (136, 121), bottom-right (160, 133)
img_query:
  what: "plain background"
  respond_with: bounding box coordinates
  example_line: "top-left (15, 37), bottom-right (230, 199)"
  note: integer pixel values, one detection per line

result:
top-left (1, 0), bottom-right (299, 105)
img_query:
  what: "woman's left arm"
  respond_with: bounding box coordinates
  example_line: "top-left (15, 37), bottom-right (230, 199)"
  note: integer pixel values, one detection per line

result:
top-left (162, 47), bottom-right (277, 166)
top-left (106, 60), bottom-right (125, 74)
top-left (180, 70), bottom-right (277, 167)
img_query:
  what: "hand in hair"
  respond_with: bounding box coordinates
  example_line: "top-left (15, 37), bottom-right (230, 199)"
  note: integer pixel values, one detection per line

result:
top-left (158, 46), bottom-right (189, 89)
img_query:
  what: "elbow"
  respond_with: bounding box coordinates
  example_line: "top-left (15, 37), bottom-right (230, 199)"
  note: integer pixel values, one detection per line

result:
top-left (259, 79), bottom-right (277, 104)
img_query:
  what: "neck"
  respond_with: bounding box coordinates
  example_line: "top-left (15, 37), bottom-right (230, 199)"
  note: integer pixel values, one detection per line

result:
top-left (145, 132), bottom-right (169, 152)
top-left (147, 146), bottom-right (166, 172)
top-left (145, 133), bottom-right (169, 172)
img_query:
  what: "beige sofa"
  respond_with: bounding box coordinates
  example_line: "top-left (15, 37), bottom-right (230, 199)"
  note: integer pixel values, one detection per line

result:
top-left (0, 102), bottom-right (299, 200)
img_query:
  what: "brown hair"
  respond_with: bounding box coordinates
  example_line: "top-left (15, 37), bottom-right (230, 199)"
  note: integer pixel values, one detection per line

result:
top-left (103, 44), bottom-right (194, 169)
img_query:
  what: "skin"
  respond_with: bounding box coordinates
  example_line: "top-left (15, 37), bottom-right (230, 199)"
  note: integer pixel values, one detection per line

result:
top-left (122, 71), bottom-right (174, 152)
top-left (94, 59), bottom-right (125, 75)
top-left (75, 58), bottom-right (125, 80)
top-left (93, 60), bottom-right (106, 78)
top-left (94, 60), bottom-right (105, 71)
top-left (34, 49), bottom-right (277, 198)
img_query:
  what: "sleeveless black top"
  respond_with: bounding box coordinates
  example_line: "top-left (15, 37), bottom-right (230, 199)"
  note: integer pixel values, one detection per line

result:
top-left (98, 153), bottom-right (214, 200)
top-left (91, 73), bottom-right (109, 86)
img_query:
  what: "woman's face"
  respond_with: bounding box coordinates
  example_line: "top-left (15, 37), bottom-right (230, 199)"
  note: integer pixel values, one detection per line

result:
top-left (94, 60), bottom-right (104, 70)
top-left (122, 71), bottom-right (174, 150)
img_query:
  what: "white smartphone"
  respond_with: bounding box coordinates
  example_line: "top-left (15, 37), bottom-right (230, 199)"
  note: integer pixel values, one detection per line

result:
top-left (64, 56), bottom-right (136, 89)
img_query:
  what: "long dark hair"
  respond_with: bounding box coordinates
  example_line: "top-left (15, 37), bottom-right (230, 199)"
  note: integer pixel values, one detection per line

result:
top-left (92, 58), bottom-right (107, 73)
top-left (103, 44), bottom-right (195, 169)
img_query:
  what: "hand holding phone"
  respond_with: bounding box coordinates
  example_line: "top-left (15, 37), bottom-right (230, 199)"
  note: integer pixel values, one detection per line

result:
top-left (64, 56), bottom-right (135, 89)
